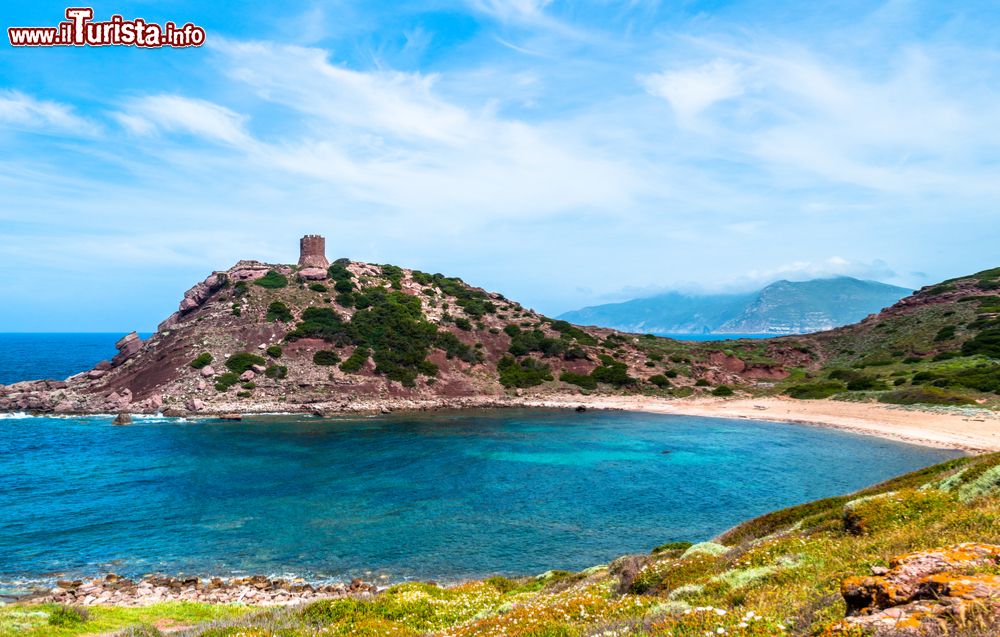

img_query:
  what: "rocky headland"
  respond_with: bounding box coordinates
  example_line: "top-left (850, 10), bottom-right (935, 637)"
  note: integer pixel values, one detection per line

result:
top-left (1, 239), bottom-right (997, 423)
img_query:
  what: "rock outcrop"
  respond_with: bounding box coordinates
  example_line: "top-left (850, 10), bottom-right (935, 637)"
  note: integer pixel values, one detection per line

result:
top-left (111, 332), bottom-right (143, 367)
top-left (831, 543), bottom-right (1000, 635)
top-left (23, 573), bottom-right (376, 608)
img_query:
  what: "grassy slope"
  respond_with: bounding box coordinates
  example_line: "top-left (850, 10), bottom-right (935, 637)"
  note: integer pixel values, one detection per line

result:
top-left (6, 453), bottom-right (999, 637)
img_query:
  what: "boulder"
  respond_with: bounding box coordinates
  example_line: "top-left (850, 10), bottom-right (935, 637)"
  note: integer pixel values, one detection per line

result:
top-left (113, 412), bottom-right (132, 426)
top-left (298, 267), bottom-right (328, 281)
top-left (832, 543), bottom-right (1000, 634)
top-left (185, 398), bottom-right (205, 412)
top-left (251, 364), bottom-right (267, 374)
top-left (87, 369), bottom-right (106, 379)
top-left (240, 370), bottom-right (255, 381)
top-left (229, 261), bottom-right (271, 282)
top-left (200, 366), bottom-right (216, 378)
top-left (111, 332), bottom-right (143, 367)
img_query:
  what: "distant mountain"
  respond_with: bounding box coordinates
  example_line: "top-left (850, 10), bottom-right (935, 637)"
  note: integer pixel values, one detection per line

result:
top-left (558, 277), bottom-right (912, 335)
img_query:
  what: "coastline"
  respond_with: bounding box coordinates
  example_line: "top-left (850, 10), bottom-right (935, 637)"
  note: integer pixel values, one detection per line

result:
top-left (524, 395), bottom-right (1000, 454)
top-left (4, 392), bottom-right (998, 453)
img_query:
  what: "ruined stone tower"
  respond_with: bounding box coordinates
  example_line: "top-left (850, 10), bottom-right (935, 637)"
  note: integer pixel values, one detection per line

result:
top-left (298, 235), bottom-right (329, 269)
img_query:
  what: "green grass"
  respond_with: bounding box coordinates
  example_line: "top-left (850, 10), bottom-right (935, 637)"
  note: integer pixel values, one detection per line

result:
top-left (0, 602), bottom-right (252, 636)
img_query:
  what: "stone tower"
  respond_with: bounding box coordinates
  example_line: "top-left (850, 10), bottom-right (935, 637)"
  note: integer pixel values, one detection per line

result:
top-left (298, 235), bottom-right (329, 269)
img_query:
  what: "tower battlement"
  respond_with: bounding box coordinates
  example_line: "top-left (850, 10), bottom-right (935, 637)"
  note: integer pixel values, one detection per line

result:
top-left (298, 235), bottom-right (329, 269)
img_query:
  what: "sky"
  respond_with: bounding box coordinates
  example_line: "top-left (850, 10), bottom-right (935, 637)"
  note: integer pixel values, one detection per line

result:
top-left (1, 1), bottom-right (999, 331)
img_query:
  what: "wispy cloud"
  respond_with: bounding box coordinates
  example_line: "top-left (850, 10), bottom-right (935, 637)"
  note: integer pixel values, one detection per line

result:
top-left (0, 90), bottom-right (98, 135)
top-left (113, 95), bottom-right (253, 147)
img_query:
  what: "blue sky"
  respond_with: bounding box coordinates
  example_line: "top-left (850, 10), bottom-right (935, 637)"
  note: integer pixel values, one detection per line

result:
top-left (2, 1), bottom-right (999, 331)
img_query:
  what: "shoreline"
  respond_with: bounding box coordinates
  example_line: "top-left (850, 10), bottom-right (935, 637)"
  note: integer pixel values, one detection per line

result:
top-left (12, 573), bottom-right (378, 608)
top-left (4, 393), bottom-right (998, 453)
top-left (523, 395), bottom-right (1000, 454)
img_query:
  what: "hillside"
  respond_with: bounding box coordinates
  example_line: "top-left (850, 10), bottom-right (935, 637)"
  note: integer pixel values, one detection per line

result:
top-left (558, 277), bottom-right (911, 335)
top-left (0, 244), bottom-right (997, 416)
top-left (6, 452), bottom-right (1000, 636)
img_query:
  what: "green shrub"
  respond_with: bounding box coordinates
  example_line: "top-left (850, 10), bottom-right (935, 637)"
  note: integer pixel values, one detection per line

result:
top-left (962, 328), bottom-right (1000, 358)
top-left (878, 386), bottom-right (975, 406)
top-left (380, 264), bottom-right (404, 289)
top-left (254, 270), bottom-right (288, 289)
top-left (215, 372), bottom-right (240, 391)
top-left (785, 381), bottom-right (846, 399)
top-left (309, 283), bottom-right (328, 293)
top-left (313, 350), bottom-right (340, 366)
top-left (453, 317), bottom-right (473, 331)
top-left (435, 332), bottom-right (480, 363)
top-left (340, 347), bottom-right (370, 373)
top-left (334, 279), bottom-right (354, 294)
top-left (48, 606), bottom-right (88, 627)
top-left (336, 292), bottom-right (355, 307)
top-left (286, 307), bottom-right (351, 344)
top-left (236, 391), bottom-right (251, 398)
top-left (560, 371), bottom-right (597, 390)
top-left (190, 352), bottom-right (213, 369)
top-left (265, 365), bottom-right (288, 380)
top-left (591, 361), bottom-right (635, 387)
top-left (231, 305), bottom-right (241, 316)
top-left (711, 385), bottom-right (734, 397)
top-left (225, 352), bottom-right (267, 373)
top-left (266, 345), bottom-right (282, 358)
top-left (694, 379), bottom-right (710, 387)
top-left (548, 320), bottom-right (598, 345)
top-left (266, 301), bottom-right (293, 322)
top-left (934, 325), bottom-right (957, 341)
top-left (411, 270), bottom-right (433, 285)
top-left (498, 356), bottom-right (553, 388)
top-left (509, 328), bottom-right (566, 357)
top-left (649, 374), bottom-right (671, 388)
top-left (651, 541), bottom-right (693, 555)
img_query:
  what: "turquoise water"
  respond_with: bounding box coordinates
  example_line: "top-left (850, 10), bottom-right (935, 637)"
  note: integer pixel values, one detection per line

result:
top-left (0, 409), bottom-right (960, 590)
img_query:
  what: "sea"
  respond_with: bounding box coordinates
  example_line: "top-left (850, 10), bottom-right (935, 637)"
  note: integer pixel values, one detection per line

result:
top-left (0, 334), bottom-right (961, 592)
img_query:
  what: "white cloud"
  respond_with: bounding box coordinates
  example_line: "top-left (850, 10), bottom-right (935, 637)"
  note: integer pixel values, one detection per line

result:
top-left (741, 257), bottom-right (899, 285)
top-left (112, 95), bottom-right (252, 147)
top-left (640, 60), bottom-right (745, 126)
top-left (204, 39), bottom-right (645, 220)
top-left (0, 90), bottom-right (97, 135)
top-left (470, 0), bottom-right (553, 23)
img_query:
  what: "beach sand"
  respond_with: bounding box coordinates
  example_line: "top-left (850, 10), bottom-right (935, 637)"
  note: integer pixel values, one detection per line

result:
top-left (523, 395), bottom-right (1000, 453)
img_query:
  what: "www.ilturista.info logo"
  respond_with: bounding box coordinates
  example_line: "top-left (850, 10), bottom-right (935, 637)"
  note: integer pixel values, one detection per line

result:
top-left (8, 8), bottom-right (205, 48)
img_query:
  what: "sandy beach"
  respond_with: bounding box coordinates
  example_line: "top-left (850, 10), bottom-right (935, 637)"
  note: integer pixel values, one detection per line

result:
top-left (523, 395), bottom-right (1000, 453)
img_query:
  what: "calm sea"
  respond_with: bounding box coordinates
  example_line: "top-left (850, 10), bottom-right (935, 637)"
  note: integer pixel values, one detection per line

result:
top-left (0, 409), bottom-right (959, 593)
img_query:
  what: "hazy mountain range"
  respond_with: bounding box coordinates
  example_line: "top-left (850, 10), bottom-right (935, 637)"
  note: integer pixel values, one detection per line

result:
top-left (558, 277), bottom-right (912, 335)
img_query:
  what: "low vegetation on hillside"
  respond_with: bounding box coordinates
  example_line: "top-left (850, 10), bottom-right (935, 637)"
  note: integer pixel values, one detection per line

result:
top-left (5, 453), bottom-right (999, 636)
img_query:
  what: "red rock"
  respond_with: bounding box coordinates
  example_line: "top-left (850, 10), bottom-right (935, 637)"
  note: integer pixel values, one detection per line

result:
top-left (298, 267), bottom-right (328, 280)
